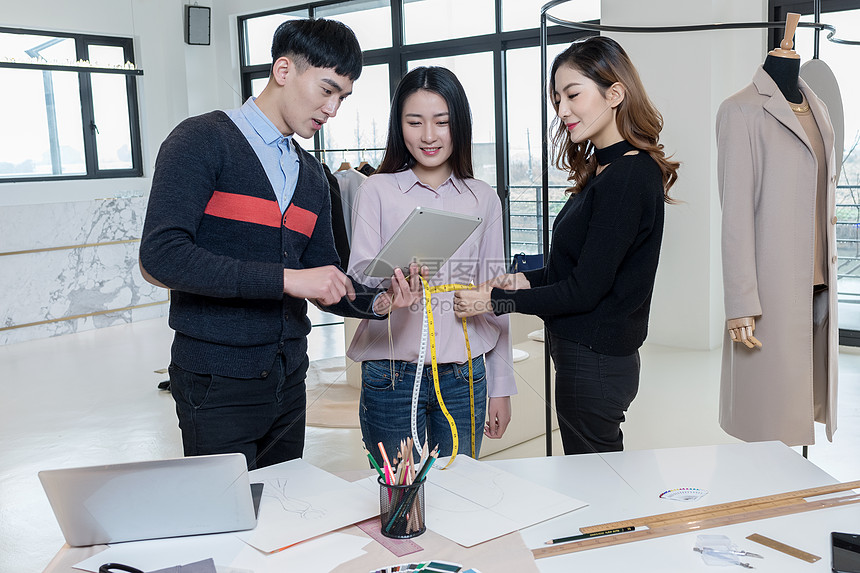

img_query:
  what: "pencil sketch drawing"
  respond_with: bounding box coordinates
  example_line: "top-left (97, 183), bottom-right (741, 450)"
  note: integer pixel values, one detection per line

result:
top-left (262, 478), bottom-right (326, 519)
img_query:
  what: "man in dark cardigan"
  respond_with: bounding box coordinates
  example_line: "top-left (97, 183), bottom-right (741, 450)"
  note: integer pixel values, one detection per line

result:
top-left (140, 19), bottom-right (416, 469)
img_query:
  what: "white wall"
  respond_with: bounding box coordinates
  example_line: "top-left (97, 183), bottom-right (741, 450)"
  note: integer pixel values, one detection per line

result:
top-left (602, 0), bottom-right (766, 350)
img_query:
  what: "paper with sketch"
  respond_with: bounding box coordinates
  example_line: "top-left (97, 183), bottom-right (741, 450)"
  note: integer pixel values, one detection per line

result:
top-left (73, 531), bottom-right (370, 573)
top-left (422, 455), bottom-right (587, 547)
top-left (235, 458), bottom-right (379, 553)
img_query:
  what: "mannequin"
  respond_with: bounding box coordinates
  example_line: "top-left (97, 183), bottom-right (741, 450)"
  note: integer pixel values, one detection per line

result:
top-left (725, 13), bottom-right (801, 349)
top-left (716, 12), bottom-right (838, 446)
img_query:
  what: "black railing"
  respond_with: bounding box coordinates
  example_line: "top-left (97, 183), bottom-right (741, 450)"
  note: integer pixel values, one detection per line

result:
top-left (508, 184), bottom-right (567, 253)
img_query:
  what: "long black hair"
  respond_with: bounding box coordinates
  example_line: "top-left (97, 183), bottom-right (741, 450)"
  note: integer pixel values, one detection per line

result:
top-left (377, 66), bottom-right (474, 180)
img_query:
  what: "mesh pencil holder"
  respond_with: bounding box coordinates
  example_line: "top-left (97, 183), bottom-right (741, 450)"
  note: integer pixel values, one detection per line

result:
top-left (378, 477), bottom-right (426, 539)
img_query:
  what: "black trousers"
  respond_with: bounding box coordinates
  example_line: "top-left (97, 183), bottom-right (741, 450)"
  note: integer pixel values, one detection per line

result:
top-left (169, 352), bottom-right (308, 469)
top-left (548, 334), bottom-right (640, 455)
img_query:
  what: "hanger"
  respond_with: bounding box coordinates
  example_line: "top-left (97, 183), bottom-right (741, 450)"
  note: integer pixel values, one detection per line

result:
top-left (336, 149), bottom-right (352, 172)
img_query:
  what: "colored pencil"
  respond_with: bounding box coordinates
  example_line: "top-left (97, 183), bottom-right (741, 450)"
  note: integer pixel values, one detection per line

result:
top-left (366, 450), bottom-right (384, 479)
top-left (378, 441), bottom-right (394, 484)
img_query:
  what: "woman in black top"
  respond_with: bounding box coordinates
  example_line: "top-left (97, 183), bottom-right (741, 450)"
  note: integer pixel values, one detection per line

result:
top-left (454, 36), bottom-right (679, 454)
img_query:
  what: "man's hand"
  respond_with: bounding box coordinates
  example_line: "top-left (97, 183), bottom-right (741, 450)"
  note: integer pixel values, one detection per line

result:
top-left (484, 396), bottom-right (511, 439)
top-left (283, 266), bottom-right (356, 306)
top-left (373, 264), bottom-right (427, 315)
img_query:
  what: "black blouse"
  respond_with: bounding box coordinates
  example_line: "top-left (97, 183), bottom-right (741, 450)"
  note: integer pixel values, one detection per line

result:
top-left (491, 140), bottom-right (665, 356)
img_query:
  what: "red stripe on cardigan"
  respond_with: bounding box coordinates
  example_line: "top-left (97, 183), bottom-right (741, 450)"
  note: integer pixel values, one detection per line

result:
top-left (203, 191), bottom-right (282, 228)
top-left (282, 204), bottom-right (317, 237)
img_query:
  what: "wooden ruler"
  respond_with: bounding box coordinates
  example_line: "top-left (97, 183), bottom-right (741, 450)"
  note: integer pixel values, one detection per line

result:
top-left (746, 533), bottom-right (821, 563)
top-left (580, 480), bottom-right (860, 533)
top-left (532, 482), bottom-right (860, 560)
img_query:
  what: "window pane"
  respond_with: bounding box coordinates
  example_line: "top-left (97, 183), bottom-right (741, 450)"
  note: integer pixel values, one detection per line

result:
top-left (505, 45), bottom-right (570, 255)
top-left (314, 0), bottom-right (392, 51)
top-left (0, 68), bottom-right (84, 178)
top-left (0, 31), bottom-right (75, 63)
top-left (251, 77), bottom-right (268, 98)
top-left (502, 0), bottom-right (599, 32)
top-left (320, 64), bottom-right (390, 169)
top-left (88, 45), bottom-right (126, 67)
top-left (404, 0), bottom-right (494, 44)
top-left (91, 74), bottom-right (133, 170)
top-left (243, 10), bottom-right (307, 66)
top-left (409, 53), bottom-right (496, 188)
top-left (797, 10), bottom-right (860, 332)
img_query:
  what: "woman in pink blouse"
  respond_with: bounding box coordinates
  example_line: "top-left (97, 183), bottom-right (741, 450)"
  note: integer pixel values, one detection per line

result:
top-left (346, 67), bottom-right (515, 463)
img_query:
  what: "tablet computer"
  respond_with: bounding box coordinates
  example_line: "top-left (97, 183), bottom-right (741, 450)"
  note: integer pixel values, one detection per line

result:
top-left (363, 206), bottom-right (482, 279)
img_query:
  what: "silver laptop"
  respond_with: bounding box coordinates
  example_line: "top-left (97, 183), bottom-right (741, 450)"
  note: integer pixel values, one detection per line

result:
top-left (39, 453), bottom-right (258, 546)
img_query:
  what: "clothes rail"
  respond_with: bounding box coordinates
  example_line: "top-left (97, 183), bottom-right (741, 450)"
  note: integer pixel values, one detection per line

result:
top-left (541, 0), bottom-right (860, 46)
top-left (309, 147), bottom-right (386, 153)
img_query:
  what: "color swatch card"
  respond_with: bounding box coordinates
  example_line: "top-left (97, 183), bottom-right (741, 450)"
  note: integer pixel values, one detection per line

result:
top-left (236, 458), bottom-right (379, 553)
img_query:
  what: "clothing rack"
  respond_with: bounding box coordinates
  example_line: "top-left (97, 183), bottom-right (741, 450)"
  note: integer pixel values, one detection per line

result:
top-left (309, 147), bottom-right (386, 154)
top-left (537, 0), bottom-right (858, 457)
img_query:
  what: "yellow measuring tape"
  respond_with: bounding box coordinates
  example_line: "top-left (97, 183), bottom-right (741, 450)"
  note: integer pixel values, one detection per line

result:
top-left (420, 277), bottom-right (476, 468)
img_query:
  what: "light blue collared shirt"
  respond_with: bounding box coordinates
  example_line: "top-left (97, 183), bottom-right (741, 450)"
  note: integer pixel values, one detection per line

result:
top-left (225, 97), bottom-right (300, 213)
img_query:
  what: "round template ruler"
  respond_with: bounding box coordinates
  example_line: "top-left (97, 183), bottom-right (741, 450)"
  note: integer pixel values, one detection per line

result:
top-left (659, 487), bottom-right (709, 502)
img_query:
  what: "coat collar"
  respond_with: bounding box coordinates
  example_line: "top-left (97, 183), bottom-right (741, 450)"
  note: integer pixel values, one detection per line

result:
top-left (753, 65), bottom-right (835, 170)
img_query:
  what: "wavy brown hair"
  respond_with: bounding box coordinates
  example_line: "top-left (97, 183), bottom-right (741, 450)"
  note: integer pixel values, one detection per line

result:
top-left (549, 36), bottom-right (679, 203)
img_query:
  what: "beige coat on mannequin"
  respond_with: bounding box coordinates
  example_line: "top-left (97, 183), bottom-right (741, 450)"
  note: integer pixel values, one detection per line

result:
top-left (716, 66), bottom-right (838, 447)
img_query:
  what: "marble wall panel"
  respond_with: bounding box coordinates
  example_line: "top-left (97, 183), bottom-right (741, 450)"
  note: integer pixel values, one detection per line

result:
top-left (0, 196), bottom-right (169, 345)
top-left (0, 195), bottom-right (146, 253)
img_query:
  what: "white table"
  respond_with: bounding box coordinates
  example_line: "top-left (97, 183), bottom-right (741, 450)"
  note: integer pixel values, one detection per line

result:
top-left (45, 441), bottom-right (858, 572)
top-left (508, 441), bottom-right (857, 572)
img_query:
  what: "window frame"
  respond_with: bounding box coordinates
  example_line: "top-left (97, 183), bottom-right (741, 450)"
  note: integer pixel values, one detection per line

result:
top-left (0, 26), bottom-right (143, 183)
top-left (237, 1), bottom-right (593, 261)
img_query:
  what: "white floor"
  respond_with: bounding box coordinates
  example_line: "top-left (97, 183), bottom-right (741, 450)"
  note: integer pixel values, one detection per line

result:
top-left (1, 316), bottom-right (858, 572)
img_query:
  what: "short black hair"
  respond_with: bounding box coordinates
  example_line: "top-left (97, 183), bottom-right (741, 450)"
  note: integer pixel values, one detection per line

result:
top-left (271, 18), bottom-right (362, 81)
top-left (377, 66), bottom-right (474, 180)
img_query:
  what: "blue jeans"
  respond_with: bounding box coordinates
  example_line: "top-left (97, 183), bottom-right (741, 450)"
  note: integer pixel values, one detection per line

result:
top-left (360, 356), bottom-right (487, 465)
top-left (548, 334), bottom-right (640, 455)
top-left (169, 352), bottom-right (308, 470)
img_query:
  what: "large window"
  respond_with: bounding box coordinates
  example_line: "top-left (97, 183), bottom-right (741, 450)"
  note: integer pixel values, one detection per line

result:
top-left (0, 27), bottom-right (142, 182)
top-left (238, 1), bottom-right (598, 259)
top-left (505, 45), bottom-right (570, 256)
